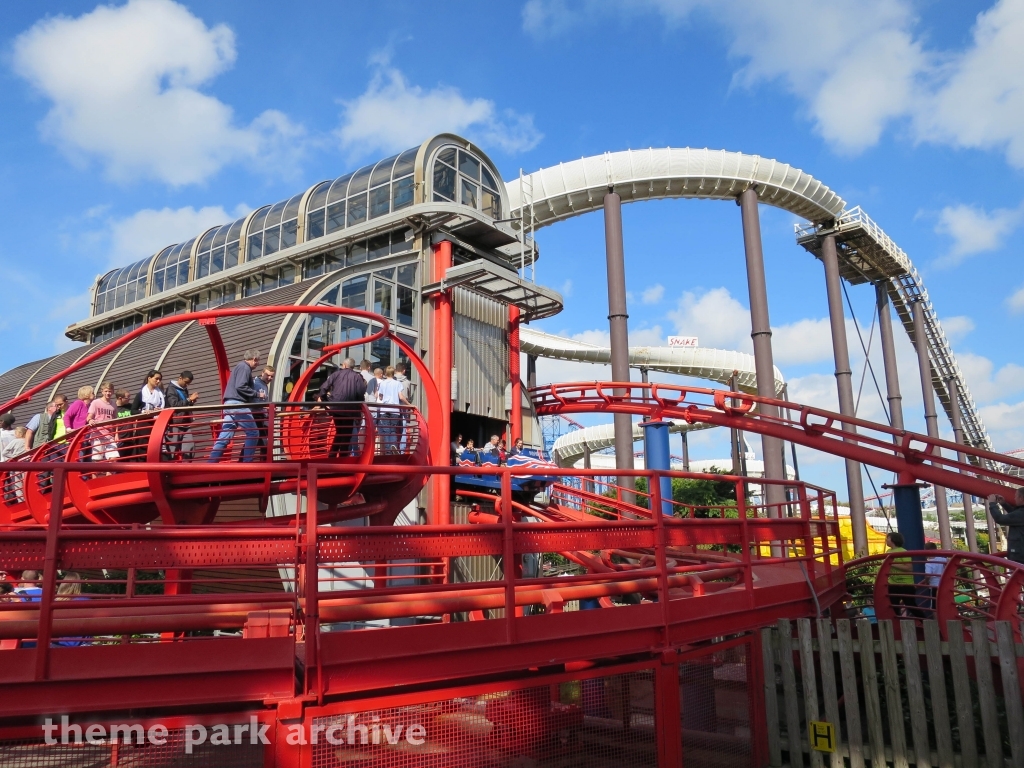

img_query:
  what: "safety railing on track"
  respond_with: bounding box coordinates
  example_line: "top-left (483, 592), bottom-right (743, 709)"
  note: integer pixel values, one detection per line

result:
top-left (530, 381), bottom-right (1024, 500)
top-left (842, 549), bottom-right (1024, 638)
top-left (0, 460), bottom-right (843, 713)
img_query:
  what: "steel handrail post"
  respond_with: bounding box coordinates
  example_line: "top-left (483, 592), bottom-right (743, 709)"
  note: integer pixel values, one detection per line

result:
top-left (34, 467), bottom-right (64, 680)
top-left (650, 471), bottom-right (670, 631)
top-left (304, 465), bottom-right (322, 704)
top-left (737, 478), bottom-right (755, 609)
top-left (501, 468), bottom-right (516, 643)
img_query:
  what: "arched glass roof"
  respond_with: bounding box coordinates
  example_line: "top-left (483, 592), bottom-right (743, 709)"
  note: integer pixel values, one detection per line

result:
top-left (91, 135), bottom-right (507, 318)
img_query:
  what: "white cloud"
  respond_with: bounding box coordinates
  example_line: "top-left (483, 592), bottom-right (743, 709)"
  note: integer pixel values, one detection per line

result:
top-left (641, 284), bottom-right (665, 304)
top-left (107, 204), bottom-right (249, 267)
top-left (934, 203), bottom-right (1022, 266)
top-left (667, 287), bottom-right (751, 351)
top-left (1008, 286), bottom-right (1024, 313)
top-left (523, 0), bottom-right (1024, 168)
top-left (955, 352), bottom-right (1024, 404)
top-left (665, 286), bottom-right (835, 366)
top-left (337, 64), bottom-right (542, 157)
top-left (560, 279), bottom-right (573, 297)
top-left (940, 315), bottom-right (975, 341)
top-left (12, 0), bottom-right (303, 185)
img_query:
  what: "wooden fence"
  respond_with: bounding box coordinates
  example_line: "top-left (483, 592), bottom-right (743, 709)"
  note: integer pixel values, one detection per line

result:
top-left (761, 618), bottom-right (1024, 768)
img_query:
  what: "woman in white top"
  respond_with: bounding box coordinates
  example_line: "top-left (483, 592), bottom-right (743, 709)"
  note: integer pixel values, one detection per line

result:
top-left (134, 370), bottom-right (165, 413)
top-left (375, 366), bottom-right (409, 453)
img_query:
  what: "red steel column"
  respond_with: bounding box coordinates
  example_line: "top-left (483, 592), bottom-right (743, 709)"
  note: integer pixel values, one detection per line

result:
top-left (821, 234), bottom-right (868, 557)
top-left (430, 240), bottom-right (453, 526)
top-left (509, 304), bottom-right (522, 442)
top-left (738, 187), bottom-right (786, 514)
top-left (912, 300), bottom-right (952, 549)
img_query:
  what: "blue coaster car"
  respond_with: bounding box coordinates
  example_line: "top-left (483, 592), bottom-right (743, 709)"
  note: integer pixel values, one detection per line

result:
top-left (454, 448), bottom-right (559, 496)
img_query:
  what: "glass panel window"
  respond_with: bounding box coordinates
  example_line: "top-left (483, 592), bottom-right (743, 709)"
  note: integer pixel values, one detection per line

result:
top-left (349, 241), bottom-right (367, 265)
top-left (370, 334), bottom-right (391, 369)
top-left (339, 318), bottom-right (368, 347)
top-left (308, 181), bottom-right (331, 213)
top-left (433, 163), bottom-right (456, 201)
top-left (326, 201), bottom-right (345, 234)
top-left (307, 314), bottom-right (337, 355)
top-left (320, 286), bottom-right (339, 305)
top-left (374, 281), bottom-right (393, 318)
top-left (368, 234), bottom-right (390, 261)
top-left (397, 263), bottom-right (416, 287)
top-left (370, 155), bottom-right (398, 188)
top-left (481, 166), bottom-right (498, 191)
top-left (225, 240), bottom-right (239, 269)
top-left (348, 164), bottom-right (373, 196)
top-left (303, 254), bottom-right (325, 280)
top-left (437, 147), bottom-right (456, 166)
top-left (396, 332), bottom-right (417, 377)
top-left (461, 179), bottom-right (478, 209)
top-left (341, 275), bottom-right (368, 310)
top-left (397, 284), bottom-right (414, 326)
top-left (281, 218), bottom-right (298, 249)
top-left (264, 225), bottom-right (281, 256)
top-left (391, 228), bottom-right (413, 254)
top-left (392, 176), bottom-right (414, 210)
top-left (327, 173), bottom-right (353, 204)
top-left (307, 208), bottom-right (326, 240)
top-left (248, 231), bottom-right (263, 261)
top-left (369, 184), bottom-right (390, 219)
top-left (459, 151), bottom-right (480, 180)
top-left (347, 193), bottom-right (367, 226)
top-left (375, 267), bottom-right (395, 280)
top-left (482, 188), bottom-right (500, 219)
top-left (393, 147), bottom-right (417, 178)
top-left (248, 207), bottom-right (270, 237)
top-left (290, 327), bottom-right (303, 357)
top-left (279, 264), bottom-right (295, 286)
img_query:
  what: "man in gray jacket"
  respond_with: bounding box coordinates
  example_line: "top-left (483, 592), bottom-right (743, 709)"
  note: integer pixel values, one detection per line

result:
top-left (209, 350), bottom-right (261, 462)
top-left (988, 488), bottom-right (1024, 564)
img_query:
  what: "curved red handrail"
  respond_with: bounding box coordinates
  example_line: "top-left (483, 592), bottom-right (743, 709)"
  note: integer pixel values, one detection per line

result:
top-left (530, 381), bottom-right (1024, 499)
top-left (845, 549), bottom-right (1024, 640)
top-left (0, 306), bottom-right (395, 417)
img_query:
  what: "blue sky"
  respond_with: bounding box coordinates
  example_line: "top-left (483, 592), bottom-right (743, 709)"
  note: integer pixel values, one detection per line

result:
top-left (2, 0), bottom-right (1024, 497)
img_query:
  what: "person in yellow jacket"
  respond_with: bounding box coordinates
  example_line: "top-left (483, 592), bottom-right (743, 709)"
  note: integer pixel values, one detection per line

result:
top-left (885, 532), bottom-right (921, 617)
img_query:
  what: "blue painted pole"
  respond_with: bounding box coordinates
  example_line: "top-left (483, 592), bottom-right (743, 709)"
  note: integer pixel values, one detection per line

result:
top-left (641, 421), bottom-right (673, 515)
top-left (890, 483), bottom-right (925, 552)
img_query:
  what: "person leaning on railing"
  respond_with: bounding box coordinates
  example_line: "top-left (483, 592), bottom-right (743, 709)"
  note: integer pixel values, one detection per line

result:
top-left (987, 488), bottom-right (1024, 564)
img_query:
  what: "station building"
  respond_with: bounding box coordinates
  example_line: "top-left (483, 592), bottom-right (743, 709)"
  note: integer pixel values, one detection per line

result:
top-left (0, 135), bottom-right (562, 480)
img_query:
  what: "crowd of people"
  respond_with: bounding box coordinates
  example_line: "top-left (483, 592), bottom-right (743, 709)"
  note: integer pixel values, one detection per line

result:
top-left (450, 434), bottom-right (525, 465)
top-left (0, 350), bottom-right (418, 466)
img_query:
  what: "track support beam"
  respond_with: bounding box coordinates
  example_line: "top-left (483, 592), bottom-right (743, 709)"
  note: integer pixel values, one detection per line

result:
top-left (604, 189), bottom-right (635, 503)
top-left (739, 187), bottom-right (786, 514)
top-left (822, 234), bottom-right (868, 556)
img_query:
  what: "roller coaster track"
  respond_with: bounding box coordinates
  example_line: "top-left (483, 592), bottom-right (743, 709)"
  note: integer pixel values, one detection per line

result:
top-left (530, 381), bottom-right (1024, 500)
top-left (507, 149), bottom-right (992, 460)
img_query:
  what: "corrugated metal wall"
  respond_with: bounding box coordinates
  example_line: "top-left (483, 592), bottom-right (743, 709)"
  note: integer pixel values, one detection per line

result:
top-left (453, 288), bottom-right (508, 418)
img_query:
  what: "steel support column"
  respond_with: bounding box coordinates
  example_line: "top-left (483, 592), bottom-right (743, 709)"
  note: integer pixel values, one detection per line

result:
top-left (509, 304), bottom-right (522, 443)
top-left (738, 187), bottom-right (786, 514)
top-left (430, 240), bottom-right (453, 526)
top-left (821, 234), bottom-right (868, 557)
top-left (604, 190), bottom-right (635, 502)
top-left (526, 353), bottom-right (537, 390)
top-left (946, 375), bottom-right (978, 553)
top-left (912, 300), bottom-right (952, 549)
top-left (875, 282), bottom-right (905, 433)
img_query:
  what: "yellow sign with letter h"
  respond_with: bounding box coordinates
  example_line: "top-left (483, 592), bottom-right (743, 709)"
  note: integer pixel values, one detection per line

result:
top-left (809, 721), bottom-right (835, 753)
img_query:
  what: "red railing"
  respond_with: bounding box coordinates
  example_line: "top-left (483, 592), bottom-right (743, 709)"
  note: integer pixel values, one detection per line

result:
top-left (531, 381), bottom-right (1024, 499)
top-left (0, 460), bottom-right (843, 714)
top-left (843, 549), bottom-right (1024, 639)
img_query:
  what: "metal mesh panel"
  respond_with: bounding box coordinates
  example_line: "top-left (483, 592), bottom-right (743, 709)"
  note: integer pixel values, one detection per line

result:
top-left (679, 643), bottom-right (752, 767)
top-left (0, 729), bottom-right (264, 767)
top-left (310, 670), bottom-right (657, 767)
